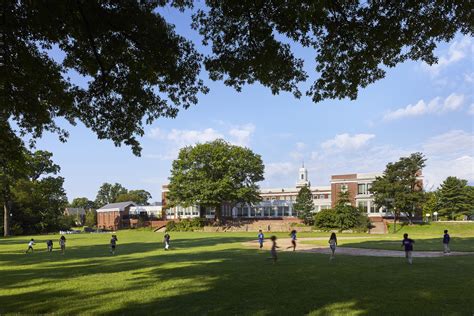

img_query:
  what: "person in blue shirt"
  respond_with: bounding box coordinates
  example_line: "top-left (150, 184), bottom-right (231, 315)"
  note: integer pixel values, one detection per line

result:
top-left (287, 230), bottom-right (297, 251)
top-left (443, 230), bottom-right (451, 254)
top-left (257, 230), bottom-right (264, 249)
top-left (401, 233), bottom-right (415, 264)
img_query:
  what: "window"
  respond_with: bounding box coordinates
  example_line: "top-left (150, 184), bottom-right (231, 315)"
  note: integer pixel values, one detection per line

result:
top-left (319, 194), bottom-right (325, 199)
top-left (358, 184), bottom-right (367, 195)
top-left (283, 206), bottom-right (290, 216)
top-left (357, 201), bottom-right (368, 212)
top-left (370, 203), bottom-right (378, 213)
top-left (367, 183), bottom-right (372, 193)
top-left (264, 207), bottom-right (271, 217)
top-left (340, 184), bottom-right (348, 192)
top-left (301, 174), bottom-right (304, 180)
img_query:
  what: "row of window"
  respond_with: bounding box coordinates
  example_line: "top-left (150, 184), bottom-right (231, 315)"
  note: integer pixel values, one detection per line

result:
top-left (263, 194), bottom-right (329, 201)
top-left (235, 206), bottom-right (292, 217)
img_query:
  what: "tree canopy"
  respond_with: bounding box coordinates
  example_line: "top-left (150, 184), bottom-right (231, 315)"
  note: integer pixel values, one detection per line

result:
top-left (94, 183), bottom-right (128, 207)
top-left (94, 183), bottom-right (152, 207)
top-left (437, 176), bottom-right (471, 220)
top-left (4, 1), bottom-right (472, 157)
top-left (293, 185), bottom-right (314, 225)
top-left (1, 150), bottom-right (70, 235)
top-left (70, 197), bottom-right (96, 210)
top-left (371, 152), bottom-right (426, 229)
top-left (115, 190), bottom-right (153, 205)
top-left (167, 139), bottom-right (264, 219)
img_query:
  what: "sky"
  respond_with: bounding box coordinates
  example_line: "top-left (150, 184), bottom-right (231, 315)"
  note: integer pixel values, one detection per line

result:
top-left (34, 8), bottom-right (474, 203)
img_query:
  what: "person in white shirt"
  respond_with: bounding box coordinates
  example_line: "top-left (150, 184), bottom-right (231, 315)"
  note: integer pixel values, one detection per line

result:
top-left (26, 239), bottom-right (35, 253)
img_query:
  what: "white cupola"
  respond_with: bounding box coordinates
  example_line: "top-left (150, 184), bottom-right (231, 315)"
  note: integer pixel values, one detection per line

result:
top-left (296, 162), bottom-right (310, 188)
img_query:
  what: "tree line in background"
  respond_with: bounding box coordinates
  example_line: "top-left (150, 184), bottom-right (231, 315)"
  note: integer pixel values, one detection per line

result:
top-left (0, 147), bottom-right (153, 235)
top-left (69, 184), bottom-right (153, 228)
top-left (1, 150), bottom-right (70, 236)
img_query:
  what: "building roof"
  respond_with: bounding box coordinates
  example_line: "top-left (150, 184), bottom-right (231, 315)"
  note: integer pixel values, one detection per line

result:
top-left (97, 201), bottom-right (136, 212)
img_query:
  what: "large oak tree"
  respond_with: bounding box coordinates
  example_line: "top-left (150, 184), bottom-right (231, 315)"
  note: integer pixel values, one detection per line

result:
top-left (167, 139), bottom-right (264, 220)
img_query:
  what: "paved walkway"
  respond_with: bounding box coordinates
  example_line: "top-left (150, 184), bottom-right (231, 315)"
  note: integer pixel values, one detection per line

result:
top-left (243, 238), bottom-right (474, 258)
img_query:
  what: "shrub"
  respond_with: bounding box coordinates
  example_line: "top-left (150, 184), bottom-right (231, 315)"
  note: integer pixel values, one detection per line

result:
top-left (314, 209), bottom-right (338, 230)
top-left (165, 218), bottom-right (205, 232)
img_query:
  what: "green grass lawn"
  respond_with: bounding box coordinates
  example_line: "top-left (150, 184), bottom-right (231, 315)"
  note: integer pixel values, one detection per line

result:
top-left (1, 227), bottom-right (474, 315)
top-left (303, 223), bottom-right (474, 252)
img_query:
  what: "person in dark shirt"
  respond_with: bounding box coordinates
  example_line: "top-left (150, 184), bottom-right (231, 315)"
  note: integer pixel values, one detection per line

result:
top-left (257, 230), bottom-right (264, 249)
top-left (329, 233), bottom-right (338, 261)
top-left (110, 235), bottom-right (118, 255)
top-left (46, 240), bottom-right (53, 252)
top-left (443, 229), bottom-right (451, 254)
top-left (401, 233), bottom-right (415, 264)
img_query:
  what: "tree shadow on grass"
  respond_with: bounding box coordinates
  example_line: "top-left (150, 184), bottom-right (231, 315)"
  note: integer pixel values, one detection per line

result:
top-left (2, 237), bottom-right (474, 315)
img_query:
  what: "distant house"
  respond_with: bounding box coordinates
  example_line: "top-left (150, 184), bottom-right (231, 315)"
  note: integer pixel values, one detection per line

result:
top-left (97, 201), bottom-right (136, 231)
top-left (64, 207), bottom-right (86, 225)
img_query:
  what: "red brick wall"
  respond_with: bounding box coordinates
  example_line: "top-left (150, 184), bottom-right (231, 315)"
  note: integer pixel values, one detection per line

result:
top-left (331, 174), bottom-right (358, 207)
top-left (97, 211), bottom-right (120, 230)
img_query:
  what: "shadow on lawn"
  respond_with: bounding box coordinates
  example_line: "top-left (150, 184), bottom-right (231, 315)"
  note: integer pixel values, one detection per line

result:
top-left (1, 236), bottom-right (474, 315)
top-left (341, 237), bottom-right (474, 252)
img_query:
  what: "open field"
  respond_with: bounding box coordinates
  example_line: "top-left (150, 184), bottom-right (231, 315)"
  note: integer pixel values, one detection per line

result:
top-left (302, 222), bottom-right (474, 252)
top-left (1, 225), bottom-right (474, 315)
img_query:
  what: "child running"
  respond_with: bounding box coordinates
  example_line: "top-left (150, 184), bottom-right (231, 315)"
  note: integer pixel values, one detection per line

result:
top-left (329, 232), bottom-right (337, 260)
top-left (59, 235), bottom-right (66, 255)
top-left (258, 230), bottom-right (264, 249)
top-left (287, 230), bottom-right (297, 251)
top-left (164, 233), bottom-right (171, 250)
top-left (110, 235), bottom-right (118, 255)
top-left (443, 229), bottom-right (451, 254)
top-left (25, 239), bottom-right (35, 253)
top-left (270, 235), bottom-right (279, 264)
top-left (401, 233), bottom-right (415, 264)
top-left (46, 240), bottom-right (53, 252)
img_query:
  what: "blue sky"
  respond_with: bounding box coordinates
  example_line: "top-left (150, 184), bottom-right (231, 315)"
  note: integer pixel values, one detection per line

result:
top-left (35, 9), bottom-right (473, 202)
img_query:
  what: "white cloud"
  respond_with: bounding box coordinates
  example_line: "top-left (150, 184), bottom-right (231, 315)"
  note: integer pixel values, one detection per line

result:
top-left (424, 155), bottom-right (474, 190)
top-left (321, 133), bottom-right (375, 151)
top-left (228, 123), bottom-right (255, 147)
top-left (422, 36), bottom-right (473, 77)
top-left (145, 123), bottom-right (256, 160)
top-left (422, 130), bottom-right (474, 157)
top-left (167, 128), bottom-right (223, 144)
top-left (384, 94), bottom-right (465, 121)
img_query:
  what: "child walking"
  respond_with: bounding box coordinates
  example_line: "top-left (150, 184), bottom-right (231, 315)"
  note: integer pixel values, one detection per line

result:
top-left (287, 230), bottom-right (297, 251)
top-left (401, 233), bottom-right (415, 264)
top-left (329, 232), bottom-right (337, 260)
top-left (258, 230), bottom-right (264, 249)
top-left (164, 233), bottom-right (171, 250)
top-left (270, 236), bottom-right (279, 264)
top-left (25, 239), bottom-right (35, 253)
top-left (110, 235), bottom-right (118, 255)
top-left (59, 235), bottom-right (66, 255)
top-left (46, 240), bottom-right (53, 252)
top-left (443, 229), bottom-right (451, 254)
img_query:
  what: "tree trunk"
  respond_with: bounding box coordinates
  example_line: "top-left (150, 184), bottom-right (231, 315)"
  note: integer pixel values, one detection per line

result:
top-left (3, 201), bottom-right (9, 237)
